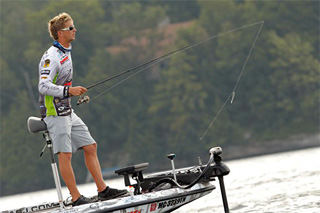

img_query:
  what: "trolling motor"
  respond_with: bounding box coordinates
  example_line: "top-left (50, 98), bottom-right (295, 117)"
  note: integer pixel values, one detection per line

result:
top-left (175, 147), bottom-right (230, 213)
top-left (145, 147), bottom-right (230, 213)
top-left (207, 147), bottom-right (230, 213)
top-left (27, 117), bottom-right (64, 210)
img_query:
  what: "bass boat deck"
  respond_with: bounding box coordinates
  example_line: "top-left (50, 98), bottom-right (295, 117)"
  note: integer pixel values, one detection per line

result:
top-left (2, 117), bottom-right (231, 213)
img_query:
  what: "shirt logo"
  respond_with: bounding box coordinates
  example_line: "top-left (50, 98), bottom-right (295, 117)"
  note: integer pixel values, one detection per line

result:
top-left (41, 70), bottom-right (50, 75)
top-left (43, 59), bottom-right (50, 68)
top-left (60, 56), bottom-right (69, 65)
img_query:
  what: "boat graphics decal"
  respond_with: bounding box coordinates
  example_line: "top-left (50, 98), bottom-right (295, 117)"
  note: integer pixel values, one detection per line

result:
top-left (149, 203), bottom-right (157, 212)
top-left (127, 210), bottom-right (142, 213)
top-left (157, 197), bottom-right (186, 209)
top-left (1, 202), bottom-right (60, 213)
top-left (1, 184), bottom-right (214, 213)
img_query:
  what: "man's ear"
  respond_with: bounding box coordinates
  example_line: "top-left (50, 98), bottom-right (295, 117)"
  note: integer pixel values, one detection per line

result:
top-left (57, 31), bottom-right (63, 39)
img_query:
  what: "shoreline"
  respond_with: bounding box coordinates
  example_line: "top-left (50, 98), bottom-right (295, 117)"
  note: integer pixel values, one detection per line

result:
top-left (222, 133), bottom-right (320, 160)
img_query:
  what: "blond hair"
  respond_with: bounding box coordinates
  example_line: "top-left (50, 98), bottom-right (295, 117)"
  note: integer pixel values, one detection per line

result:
top-left (48, 12), bottom-right (72, 40)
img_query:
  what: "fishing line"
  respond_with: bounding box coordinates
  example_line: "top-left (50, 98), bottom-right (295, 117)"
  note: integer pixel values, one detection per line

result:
top-left (87, 21), bottom-right (264, 102)
top-left (199, 21), bottom-right (264, 141)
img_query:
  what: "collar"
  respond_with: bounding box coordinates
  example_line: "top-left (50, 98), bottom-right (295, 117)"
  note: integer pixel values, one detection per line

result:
top-left (53, 40), bottom-right (72, 53)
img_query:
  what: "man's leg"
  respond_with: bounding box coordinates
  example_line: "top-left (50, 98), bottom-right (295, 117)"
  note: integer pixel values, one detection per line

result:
top-left (58, 152), bottom-right (81, 201)
top-left (82, 144), bottom-right (107, 192)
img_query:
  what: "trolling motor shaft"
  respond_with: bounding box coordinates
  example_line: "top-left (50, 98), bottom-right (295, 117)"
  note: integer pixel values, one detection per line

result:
top-left (209, 147), bottom-right (230, 213)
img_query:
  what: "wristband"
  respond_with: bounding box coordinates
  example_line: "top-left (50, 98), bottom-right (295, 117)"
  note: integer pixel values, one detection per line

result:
top-left (63, 86), bottom-right (70, 98)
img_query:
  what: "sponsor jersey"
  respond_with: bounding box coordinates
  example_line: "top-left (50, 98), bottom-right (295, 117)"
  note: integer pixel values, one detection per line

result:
top-left (38, 41), bottom-right (73, 118)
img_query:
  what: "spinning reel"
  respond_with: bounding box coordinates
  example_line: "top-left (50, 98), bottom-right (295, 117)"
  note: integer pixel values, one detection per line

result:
top-left (77, 95), bottom-right (90, 105)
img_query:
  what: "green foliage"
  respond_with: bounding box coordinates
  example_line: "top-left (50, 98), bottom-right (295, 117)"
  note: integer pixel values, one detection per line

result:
top-left (102, 2), bottom-right (167, 45)
top-left (0, 0), bottom-right (318, 196)
top-left (266, 31), bottom-right (319, 131)
top-left (1, 92), bottom-right (53, 195)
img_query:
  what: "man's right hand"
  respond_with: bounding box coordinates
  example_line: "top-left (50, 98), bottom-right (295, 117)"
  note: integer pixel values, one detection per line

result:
top-left (68, 86), bottom-right (87, 96)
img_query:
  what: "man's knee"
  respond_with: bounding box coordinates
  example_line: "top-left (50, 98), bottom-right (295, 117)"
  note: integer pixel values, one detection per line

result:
top-left (83, 143), bottom-right (97, 154)
top-left (58, 152), bottom-right (72, 162)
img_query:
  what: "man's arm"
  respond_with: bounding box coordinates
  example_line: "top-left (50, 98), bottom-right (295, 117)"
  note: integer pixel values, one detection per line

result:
top-left (38, 58), bottom-right (66, 98)
top-left (68, 86), bottom-right (87, 96)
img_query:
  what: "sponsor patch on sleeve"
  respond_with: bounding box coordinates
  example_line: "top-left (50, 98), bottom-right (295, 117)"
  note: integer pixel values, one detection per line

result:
top-left (43, 59), bottom-right (50, 68)
top-left (41, 70), bottom-right (51, 75)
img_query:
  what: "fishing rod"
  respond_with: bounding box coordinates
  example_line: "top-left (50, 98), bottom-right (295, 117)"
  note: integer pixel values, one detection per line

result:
top-left (77, 33), bottom-right (217, 105)
top-left (77, 21), bottom-right (264, 105)
top-left (199, 20), bottom-right (264, 140)
top-left (77, 34), bottom-right (215, 105)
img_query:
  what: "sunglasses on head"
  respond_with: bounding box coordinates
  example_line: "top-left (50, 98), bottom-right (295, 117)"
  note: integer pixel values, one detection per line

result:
top-left (60, 25), bottom-right (75, 31)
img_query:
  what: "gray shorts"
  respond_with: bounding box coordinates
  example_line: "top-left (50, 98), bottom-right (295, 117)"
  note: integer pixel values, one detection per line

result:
top-left (43, 112), bottom-right (96, 154)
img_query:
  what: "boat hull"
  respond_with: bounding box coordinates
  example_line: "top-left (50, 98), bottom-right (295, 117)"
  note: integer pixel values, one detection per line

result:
top-left (83, 183), bottom-right (215, 213)
top-left (2, 183), bottom-right (214, 213)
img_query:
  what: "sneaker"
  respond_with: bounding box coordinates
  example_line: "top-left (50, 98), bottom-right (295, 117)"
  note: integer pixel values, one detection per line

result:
top-left (72, 195), bottom-right (95, 206)
top-left (98, 186), bottom-right (128, 201)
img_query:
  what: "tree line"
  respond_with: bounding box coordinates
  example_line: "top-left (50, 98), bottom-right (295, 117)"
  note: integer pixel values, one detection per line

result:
top-left (1, 0), bottom-right (318, 196)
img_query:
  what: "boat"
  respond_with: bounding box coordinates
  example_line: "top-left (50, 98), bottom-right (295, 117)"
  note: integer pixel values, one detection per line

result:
top-left (2, 117), bottom-right (231, 213)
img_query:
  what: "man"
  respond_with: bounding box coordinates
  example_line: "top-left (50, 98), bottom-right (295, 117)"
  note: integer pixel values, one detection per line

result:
top-left (38, 12), bottom-right (127, 206)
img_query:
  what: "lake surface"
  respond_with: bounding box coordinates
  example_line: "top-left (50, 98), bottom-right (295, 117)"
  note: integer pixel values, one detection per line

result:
top-left (1, 147), bottom-right (319, 212)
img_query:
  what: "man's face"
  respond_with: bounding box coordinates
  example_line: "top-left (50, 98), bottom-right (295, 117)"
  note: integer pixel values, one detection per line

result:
top-left (61, 20), bottom-right (76, 42)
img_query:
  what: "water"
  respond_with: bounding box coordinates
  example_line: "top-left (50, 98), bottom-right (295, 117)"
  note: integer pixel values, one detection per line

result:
top-left (1, 147), bottom-right (319, 212)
